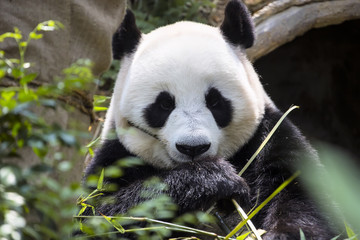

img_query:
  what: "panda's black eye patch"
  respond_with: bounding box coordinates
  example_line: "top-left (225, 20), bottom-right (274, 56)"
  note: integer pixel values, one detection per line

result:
top-left (144, 91), bottom-right (175, 128)
top-left (205, 87), bottom-right (233, 128)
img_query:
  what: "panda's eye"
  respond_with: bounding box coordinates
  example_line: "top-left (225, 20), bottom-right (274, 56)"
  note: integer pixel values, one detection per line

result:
top-left (206, 88), bottom-right (221, 109)
top-left (207, 97), bottom-right (219, 108)
top-left (160, 100), bottom-right (175, 111)
top-left (144, 91), bottom-right (175, 128)
top-left (205, 87), bottom-right (233, 128)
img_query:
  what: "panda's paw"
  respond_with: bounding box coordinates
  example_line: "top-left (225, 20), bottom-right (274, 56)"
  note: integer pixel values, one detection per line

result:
top-left (164, 158), bottom-right (250, 212)
top-left (215, 163), bottom-right (251, 213)
top-left (195, 158), bottom-right (250, 209)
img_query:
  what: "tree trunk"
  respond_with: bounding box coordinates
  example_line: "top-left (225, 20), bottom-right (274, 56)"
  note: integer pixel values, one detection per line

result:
top-left (0, 0), bottom-right (126, 184)
top-left (247, 0), bottom-right (360, 61)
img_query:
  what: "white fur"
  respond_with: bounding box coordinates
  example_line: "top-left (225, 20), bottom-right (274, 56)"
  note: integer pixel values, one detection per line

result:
top-left (103, 21), bottom-right (272, 169)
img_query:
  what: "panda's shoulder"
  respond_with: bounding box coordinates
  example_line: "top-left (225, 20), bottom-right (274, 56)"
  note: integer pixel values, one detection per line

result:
top-left (230, 105), bottom-right (313, 166)
top-left (84, 138), bottom-right (162, 186)
top-left (258, 105), bottom-right (312, 154)
top-left (261, 105), bottom-right (308, 147)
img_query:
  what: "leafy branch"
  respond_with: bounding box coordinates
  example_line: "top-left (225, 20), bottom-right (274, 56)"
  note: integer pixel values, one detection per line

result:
top-left (0, 20), bottom-right (64, 93)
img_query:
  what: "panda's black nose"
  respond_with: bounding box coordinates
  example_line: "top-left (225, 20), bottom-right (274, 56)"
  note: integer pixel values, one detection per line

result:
top-left (176, 143), bottom-right (211, 158)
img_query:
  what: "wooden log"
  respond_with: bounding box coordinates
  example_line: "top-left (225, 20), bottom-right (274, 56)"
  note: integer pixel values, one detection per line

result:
top-left (246, 0), bottom-right (360, 61)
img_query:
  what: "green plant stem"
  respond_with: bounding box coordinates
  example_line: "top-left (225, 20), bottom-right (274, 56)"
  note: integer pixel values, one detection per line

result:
top-left (224, 171), bottom-right (301, 240)
top-left (206, 106), bottom-right (299, 232)
top-left (232, 199), bottom-right (262, 240)
top-left (74, 215), bottom-right (235, 239)
top-left (74, 227), bottom-right (196, 239)
top-left (238, 105), bottom-right (299, 177)
top-left (125, 226), bottom-right (194, 233)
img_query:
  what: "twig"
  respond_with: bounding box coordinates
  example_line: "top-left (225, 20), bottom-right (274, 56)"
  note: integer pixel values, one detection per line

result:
top-left (232, 199), bottom-right (262, 240)
top-left (74, 215), bottom-right (236, 240)
top-left (224, 171), bottom-right (301, 240)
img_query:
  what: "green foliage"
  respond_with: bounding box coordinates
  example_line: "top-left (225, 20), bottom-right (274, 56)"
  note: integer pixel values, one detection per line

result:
top-left (301, 144), bottom-right (360, 239)
top-left (0, 20), bottom-right (64, 92)
top-left (129, 0), bottom-right (215, 33)
top-left (93, 95), bottom-right (110, 113)
top-left (0, 21), bottom-right (94, 239)
top-left (225, 171), bottom-right (301, 240)
top-left (77, 163), bottom-right (223, 239)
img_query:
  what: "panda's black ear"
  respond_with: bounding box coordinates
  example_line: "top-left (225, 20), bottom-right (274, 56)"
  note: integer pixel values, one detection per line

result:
top-left (220, 0), bottom-right (254, 49)
top-left (112, 9), bottom-right (142, 60)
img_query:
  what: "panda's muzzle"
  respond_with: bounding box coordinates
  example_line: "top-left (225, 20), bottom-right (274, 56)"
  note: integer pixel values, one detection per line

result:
top-left (176, 143), bottom-right (211, 158)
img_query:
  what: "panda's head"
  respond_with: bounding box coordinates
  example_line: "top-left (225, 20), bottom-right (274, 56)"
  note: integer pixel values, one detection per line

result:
top-left (103, 0), bottom-right (272, 169)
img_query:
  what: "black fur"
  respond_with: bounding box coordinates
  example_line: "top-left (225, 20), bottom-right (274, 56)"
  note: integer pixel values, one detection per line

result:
top-left (229, 106), bottom-right (335, 239)
top-left (84, 107), bottom-right (336, 239)
top-left (143, 91), bottom-right (175, 128)
top-left (112, 10), bottom-right (141, 60)
top-left (205, 87), bottom-right (233, 128)
top-left (220, 0), bottom-right (255, 48)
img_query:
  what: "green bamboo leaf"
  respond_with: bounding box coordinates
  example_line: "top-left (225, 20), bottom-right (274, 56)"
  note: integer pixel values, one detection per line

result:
top-left (10, 68), bottom-right (23, 79)
top-left (17, 139), bottom-right (24, 148)
top-left (93, 106), bottom-right (108, 112)
top-left (236, 232), bottom-right (250, 240)
top-left (93, 95), bottom-right (111, 104)
top-left (1, 91), bottom-right (15, 101)
top-left (300, 229), bottom-right (306, 240)
top-left (345, 222), bottom-right (358, 240)
top-left (101, 214), bottom-right (125, 233)
top-left (239, 105), bottom-right (299, 176)
top-left (79, 221), bottom-right (84, 232)
top-left (78, 204), bottom-right (88, 216)
top-left (225, 171), bottom-right (301, 240)
top-left (86, 136), bottom-right (100, 148)
top-left (91, 205), bottom-right (95, 215)
top-left (48, 20), bottom-right (55, 27)
top-left (0, 69), bottom-right (5, 79)
top-left (29, 32), bottom-right (43, 40)
top-left (20, 73), bottom-right (37, 85)
top-left (78, 201), bottom-right (96, 216)
top-left (19, 41), bottom-right (27, 47)
top-left (97, 168), bottom-right (105, 190)
top-left (0, 32), bottom-right (22, 42)
top-left (11, 122), bottom-right (21, 137)
top-left (232, 199), bottom-right (261, 240)
top-left (18, 89), bottom-right (38, 102)
top-left (88, 147), bottom-right (94, 157)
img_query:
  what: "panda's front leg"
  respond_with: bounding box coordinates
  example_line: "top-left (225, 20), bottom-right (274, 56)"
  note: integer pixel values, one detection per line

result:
top-left (161, 158), bottom-right (250, 214)
top-left (255, 178), bottom-right (336, 240)
top-left (97, 158), bottom-right (250, 217)
top-left (260, 194), bottom-right (336, 240)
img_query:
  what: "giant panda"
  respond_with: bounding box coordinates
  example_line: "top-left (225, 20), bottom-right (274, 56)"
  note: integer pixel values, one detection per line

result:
top-left (84, 0), bottom-right (337, 239)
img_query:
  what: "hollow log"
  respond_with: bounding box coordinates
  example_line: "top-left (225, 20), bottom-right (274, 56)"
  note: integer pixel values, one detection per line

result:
top-left (246, 0), bottom-right (360, 61)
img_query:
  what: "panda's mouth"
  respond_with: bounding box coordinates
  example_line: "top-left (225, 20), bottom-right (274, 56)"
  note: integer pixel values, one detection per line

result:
top-left (168, 150), bottom-right (215, 165)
